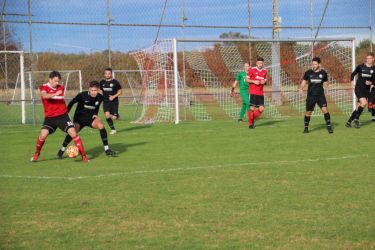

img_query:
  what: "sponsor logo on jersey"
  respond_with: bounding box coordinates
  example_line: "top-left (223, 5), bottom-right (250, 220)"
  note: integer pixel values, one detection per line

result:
top-left (310, 79), bottom-right (322, 83)
top-left (103, 88), bottom-right (112, 91)
top-left (84, 105), bottom-right (96, 110)
top-left (362, 73), bottom-right (372, 78)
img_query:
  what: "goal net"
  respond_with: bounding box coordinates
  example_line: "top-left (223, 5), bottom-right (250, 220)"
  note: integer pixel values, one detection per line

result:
top-left (130, 38), bottom-right (355, 124)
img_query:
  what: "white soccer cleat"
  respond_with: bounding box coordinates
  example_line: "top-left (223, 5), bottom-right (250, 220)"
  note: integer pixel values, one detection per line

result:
top-left (110, 129), bottom-right (117, 135)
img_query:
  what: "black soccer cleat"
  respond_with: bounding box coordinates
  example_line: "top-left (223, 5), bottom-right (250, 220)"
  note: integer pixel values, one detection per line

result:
top-left (57, 150), bottom-right (64, 160)
top-left (303, 127), bottom-right (309, 133)
top-left (238, 118), bottom-right (243, 123)
top-left (249, 124), bottom-right (255, 129)
top-left (353, 119), bottom-right (360, 129)
top-left (345, 122), bottom-right (352, 128)
top-left (105, 149), bottom-right (117, 157)
top-left (327, 126), bottom-right (334, 134)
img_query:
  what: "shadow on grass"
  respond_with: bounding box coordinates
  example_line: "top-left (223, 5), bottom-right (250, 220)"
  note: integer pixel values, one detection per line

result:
top-left (86, 142), bottom-right (147, 159)
top-left (359, 119), bottom-right (375, 127)
top-left (309, 121), bottom-right (339, 132)
top-left (117, 125), bottom-right (152, 133)
top-left (257, 119), bottom-right (286, 127)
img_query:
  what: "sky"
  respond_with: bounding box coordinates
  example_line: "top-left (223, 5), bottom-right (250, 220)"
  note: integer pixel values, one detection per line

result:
top-left (4, 0), bottom-right (375, 53)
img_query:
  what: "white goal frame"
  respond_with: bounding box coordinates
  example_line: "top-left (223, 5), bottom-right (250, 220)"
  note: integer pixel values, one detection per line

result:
top-left (171, 37), bottom-right (356, 124)
top-left (0, 50), bottom-right (26, 124)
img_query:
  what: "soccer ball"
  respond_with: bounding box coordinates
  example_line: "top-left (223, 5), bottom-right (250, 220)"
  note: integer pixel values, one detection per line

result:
top-left (66, 145), bottom-right (79, 158)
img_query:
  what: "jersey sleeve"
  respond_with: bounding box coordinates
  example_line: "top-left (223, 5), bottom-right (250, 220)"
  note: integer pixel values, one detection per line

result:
top-left (39, 85), bottom-right (47, 93)
top-left (115, 80), bottom-right (122, 91)
top-left (303, 71), bottom-right (309, 81)
top-left (350, 65), bottom-right (361, 81)
top-left (322, 71), bottom-right (328, 82)
top-left (236, 73), bottom-right (241, 81)
top-left (67, 93), bottom-right (81, 113)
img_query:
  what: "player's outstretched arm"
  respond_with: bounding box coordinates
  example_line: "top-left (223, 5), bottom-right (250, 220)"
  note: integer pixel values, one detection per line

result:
top-left (67, 93), bottom-right (81, 113)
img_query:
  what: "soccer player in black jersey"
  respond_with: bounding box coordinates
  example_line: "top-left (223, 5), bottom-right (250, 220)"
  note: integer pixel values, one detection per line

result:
top-left (299, 57), bottom-right (333, 134)
top-left (99, 68), bottom-right (122, 134)
top-left (346, 52), bottom-right (375, 128)
top-left (57, 81), bottom-right (116, 158)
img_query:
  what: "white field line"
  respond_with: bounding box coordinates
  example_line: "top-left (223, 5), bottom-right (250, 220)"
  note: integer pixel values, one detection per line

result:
top-left (0, 154), bottom-right (369, 181)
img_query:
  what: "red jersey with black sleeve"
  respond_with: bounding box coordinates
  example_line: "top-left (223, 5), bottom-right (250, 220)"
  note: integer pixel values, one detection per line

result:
top-left (247, 66), bottom-right (268, 96)
top-left (39, 83), bottom-right (68, 118)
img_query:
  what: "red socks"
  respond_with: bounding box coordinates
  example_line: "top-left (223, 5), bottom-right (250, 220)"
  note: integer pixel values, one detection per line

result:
top-left (72, 135), bottom-right (86, 157)
top-left (248, 110), bottom-right (254, 125)
top-left (248, 109), bottom-right (263, 125)
top-left (35, 136), bottom-right (45, 155)
top-left (254, 109), bottom-right (263, 120)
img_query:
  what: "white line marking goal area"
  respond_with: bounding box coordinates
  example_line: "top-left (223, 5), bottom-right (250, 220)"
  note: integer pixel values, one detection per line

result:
top-left (0, 154), bottom-right (369, 181)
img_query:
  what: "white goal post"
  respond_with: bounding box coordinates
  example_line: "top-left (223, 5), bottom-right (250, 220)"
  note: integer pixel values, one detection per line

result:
top-left (0, 50), bottom-right (26, 124)
top-left (131, 37), bottom-right (356, 124)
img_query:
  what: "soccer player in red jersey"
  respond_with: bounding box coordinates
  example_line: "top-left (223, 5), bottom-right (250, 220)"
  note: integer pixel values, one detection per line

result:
top-left (246, 57), bottom-right (268, 129)
top-left (30, 71), bottom-right (88, 163)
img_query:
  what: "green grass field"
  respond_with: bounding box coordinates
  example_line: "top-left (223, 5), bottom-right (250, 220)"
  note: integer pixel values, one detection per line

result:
top-left (1, 114), bottom-right (375, 249)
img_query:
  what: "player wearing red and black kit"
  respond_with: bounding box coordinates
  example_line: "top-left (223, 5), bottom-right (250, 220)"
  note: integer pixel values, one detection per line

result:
top-left (57, 81), bottom-right (116, 159)
top-left (30, 71), bottom-right (88, 163)
top-left (299, 57), bottom-right (333, 134)
top-left (346, 52), bottom-right (375, 128)
top-left (99, 68), bottom-right (122, 134)
top-left (246, 57), bottom-right (267, 129)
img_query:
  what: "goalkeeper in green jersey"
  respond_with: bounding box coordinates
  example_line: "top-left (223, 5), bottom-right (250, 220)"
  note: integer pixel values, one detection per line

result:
top-left (230, 63), bottom-right (250, 122)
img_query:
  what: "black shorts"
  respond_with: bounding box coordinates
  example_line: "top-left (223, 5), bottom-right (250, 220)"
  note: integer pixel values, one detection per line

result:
top-left (73, 115), bottom-right (96, 129)
top-left (42, 113), bottom-right (75, 134)
top-left (355, 87), bottom-right (370, 100)
top-left (249, 94), bottom-right (264, 107)
top-left (103, 100), bottom-right (119, 118)
top-left (306, 95), bottom-right (327, 112)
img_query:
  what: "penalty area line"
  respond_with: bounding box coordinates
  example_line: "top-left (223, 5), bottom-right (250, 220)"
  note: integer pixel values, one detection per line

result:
top-left (0, 154), bottom-right (369, 181)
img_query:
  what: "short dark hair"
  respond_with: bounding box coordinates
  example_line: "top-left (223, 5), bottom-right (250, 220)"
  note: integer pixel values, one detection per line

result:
top-left (89, 80), bottom-right (99, 88)
top-left (312, 57), bottom-right (321, 64)
top-left (367, 52), bottom-right (375, 57)
top-left (257, 57), bottom-right (264, 62)
top-left (49, 71), bottom-right (61, 79)
top-left (104, 67), bottom-right (112, 73)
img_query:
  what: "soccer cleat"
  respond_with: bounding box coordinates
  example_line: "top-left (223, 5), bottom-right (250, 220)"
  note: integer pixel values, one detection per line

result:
top-left (105, 149), bottom-right (117, 157)
top-left (238, 119), bottom-right (243, 123)
top-left (345, 122), bottom-right (352, 128)
top-left (303, 127), bottom-right (309, 133)
top-left (30, 153), bottom-right (39, 162)
top-left (57, 150), bottom-right (64, 160)
top-left (82, 155), bottom-right (89, 163)
top-left (110, 129), bottom-right (117, 135)
top-left (249, 124), bottom-right (255, 129)
top-left (353, 119), bottom-right (360, 129)
top-left (327, 126), bottom-right (334, 134)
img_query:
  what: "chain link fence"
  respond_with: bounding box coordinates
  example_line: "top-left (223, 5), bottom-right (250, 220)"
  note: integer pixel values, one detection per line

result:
top-left (0, 0), bottom-right (373, 124)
